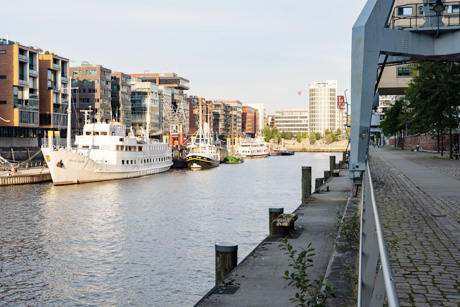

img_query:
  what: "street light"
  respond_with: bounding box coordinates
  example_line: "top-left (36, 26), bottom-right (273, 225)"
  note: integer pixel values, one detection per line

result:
top-left (433, 0), bottom-right (446, 13)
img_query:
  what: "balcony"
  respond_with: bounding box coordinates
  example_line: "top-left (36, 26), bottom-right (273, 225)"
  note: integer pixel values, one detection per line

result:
top-left (53, 87), bottom-right (61, 93)
top-left (18, 74), bottom-right (28, 87)
top-left (14, 98), bottom-right (39, 111)
top-left (19, 54), bottom-right (29, 62)
top-left (61, 87), bottom-right (69, 94)
top-left (53, 63), bottom-right (61, 70)
top-left (61, 75), bottom-right (69, 83)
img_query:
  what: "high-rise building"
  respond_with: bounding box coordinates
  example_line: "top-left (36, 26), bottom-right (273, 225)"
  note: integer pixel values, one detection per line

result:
top-left (246, 103), bottom-right (265, 134)
top-left (130, 80), bottom-right (162, 136)
top-left (274, 109), bottom-right (308, 135)
top-left (212, 100), bottom-right (231, 138)
top-left (70, 62), bottom-right (112, 127)
top-left (38, 54), bottom-right (70, 131)
top-left (111, 72), bottom-right (132, 128)
top-left (220, 100), bottom-right (242, 136)
top-left (129, 73), bottom-right (190, 135)
top-left (185, 96), bottom-right (213, 136)
top-left (242, 105), bottom-right (256, 137)
top-left (0, 38), bottom-right (40, 137)
top-left (308, 80), bottom-right (337, 135)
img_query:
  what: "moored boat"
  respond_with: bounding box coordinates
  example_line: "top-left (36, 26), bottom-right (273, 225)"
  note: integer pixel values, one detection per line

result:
top-left (223, 155), bottom-right (244, 164)
top-left (42, 122), bottom-right (173, 185)
top-left (237, 138), bottom-right (269, 159)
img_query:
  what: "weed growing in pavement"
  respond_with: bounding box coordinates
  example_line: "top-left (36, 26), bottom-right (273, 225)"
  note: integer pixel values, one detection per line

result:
top-left (279, 238), bottom-right (335, 307)
top-left (334, 209), bottom-right (360, 250)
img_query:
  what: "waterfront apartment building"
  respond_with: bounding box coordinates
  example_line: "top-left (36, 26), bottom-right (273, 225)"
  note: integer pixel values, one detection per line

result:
top-left (130, 80), bottom-right (162, 136)
top-left (246, 103), bottom-right (265, 134)
top-left (111, 72), bottom-right (132, 128)
top-left (185, 97), bottom-right (213, 135)
top-left (220, 100), bottom-right (242, 136)
top-left (242, 105), bottom-right (257, 137)
top-left (265, 115), bottom-right (275, 128)
top-left (212, 100), bottom-right (231, 138)
top-left (70, 62), bottom-right (112, 128)
top-left (308, 80), bottom-right (338, 135)
top-left (129, 73), bottom-right (190, 135)
top-left (274, 109), bottom-right (308, 135)
top-left (0, 38), bottom-right (40, 138)
top-left (38, 54), bottom-right (70, 131)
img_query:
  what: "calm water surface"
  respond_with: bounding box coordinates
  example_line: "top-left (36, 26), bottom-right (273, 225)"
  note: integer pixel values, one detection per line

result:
top-left (0, 152), bottom-right (342, 306)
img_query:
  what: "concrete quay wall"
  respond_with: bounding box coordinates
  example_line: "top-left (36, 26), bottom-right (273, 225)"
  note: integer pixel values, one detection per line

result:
top-left (0, 169), bottom-right (51, 186)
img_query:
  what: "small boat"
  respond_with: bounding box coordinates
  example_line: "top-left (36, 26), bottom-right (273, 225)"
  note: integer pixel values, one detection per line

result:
top-left (269, 148), bottom-right (281, 156)
top-left (279, 146), bottom-right (295, 155)
top-left (223, 155), bottom-right (244, 164)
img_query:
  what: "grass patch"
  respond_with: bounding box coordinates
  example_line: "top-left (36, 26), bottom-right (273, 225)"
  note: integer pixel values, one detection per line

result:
top-left (431, 155), bottom-right (450, 160)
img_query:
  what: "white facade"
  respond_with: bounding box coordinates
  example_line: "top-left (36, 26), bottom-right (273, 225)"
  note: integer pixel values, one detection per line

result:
top-left (246, 103), bottom-right (266, 134)
top-left (308, 80), bottom-right (338, 135)
top-left (130, 81), bottom-right (161, 136)
top-left (274, 109), bottom-right (308, 135)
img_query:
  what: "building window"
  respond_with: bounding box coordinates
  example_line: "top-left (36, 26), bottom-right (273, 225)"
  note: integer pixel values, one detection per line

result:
top-left (0, 101), bottom-right (6, 104)
top-left (0, 75), bottom-right (6, 79)
top-left (397, 67), bottom-right (412, 77)
top-left (398, 7), bottom-right (413, 16)
top-left (447, 5), bottom-right (459, 13)
top-left (0, 50), bottom-right (6, 54)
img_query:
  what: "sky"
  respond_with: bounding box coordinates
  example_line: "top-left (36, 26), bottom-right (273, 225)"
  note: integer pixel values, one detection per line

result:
top-left (1, 0), bottom-right (368, 114)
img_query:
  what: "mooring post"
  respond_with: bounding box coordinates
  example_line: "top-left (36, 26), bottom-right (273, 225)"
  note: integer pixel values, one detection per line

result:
top-left (301, 166), bottom-right (311, 204)
top-left (215, 243), bottom-right (238, 285)
top-left (330, 155), bottom-right (336, 172)
top-left (343, 150), bottom-right (347, 163)
top-left (269, 208), bottom-right (284, 236)
top-left (315, 178), bottom-right (324, 192)
top-left (324, 170), bottom-right (331, 181)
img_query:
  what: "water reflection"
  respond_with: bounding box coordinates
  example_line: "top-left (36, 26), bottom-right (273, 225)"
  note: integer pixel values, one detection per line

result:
top-left (0, 152), bottom-right (341, 306)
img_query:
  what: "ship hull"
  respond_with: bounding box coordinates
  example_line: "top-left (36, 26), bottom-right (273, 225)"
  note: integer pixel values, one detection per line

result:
top-left (186, 154), bottom-right (220, 169)
top-left (42, 147), bottom-right (172, 185)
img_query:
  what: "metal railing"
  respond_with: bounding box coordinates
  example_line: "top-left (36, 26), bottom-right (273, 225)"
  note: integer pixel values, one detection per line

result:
top-left (358, 163), bottom-right (399, 307)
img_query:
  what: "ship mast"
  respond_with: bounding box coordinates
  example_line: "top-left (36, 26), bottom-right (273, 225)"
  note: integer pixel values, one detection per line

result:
top-left (66, 78), bottom-right (72, 150)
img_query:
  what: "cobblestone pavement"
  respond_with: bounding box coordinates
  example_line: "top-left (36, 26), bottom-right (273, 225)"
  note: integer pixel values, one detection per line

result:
top-left (403, 150), bottom-right (460, 181)
top-left (369, 148), bottom-right (460, 306)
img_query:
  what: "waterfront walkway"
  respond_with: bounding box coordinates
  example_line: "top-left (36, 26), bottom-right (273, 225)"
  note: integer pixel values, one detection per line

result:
top-left (369, 147), bottom-right (460, 306)
top-left (0, 166), bottom-right (51, 186)
top-left (196, 168), bottom-right (356, 306)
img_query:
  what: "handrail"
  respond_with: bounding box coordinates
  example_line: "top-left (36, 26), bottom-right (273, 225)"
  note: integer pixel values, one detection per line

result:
top-left (357, 163), bottom-right (399, 307)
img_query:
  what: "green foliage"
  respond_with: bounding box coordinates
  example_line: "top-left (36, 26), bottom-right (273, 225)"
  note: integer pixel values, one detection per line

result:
top-left (380, 97), bottom-right (409, 149)
top-left (335, 209), bottom-right (360, 250)
top-left (297, 131), bottom-right (302, 143)
top-left (281, 131), bottom-right (288, 139)
top-left (309, 133), bottom-right (316, 144)
top-left (336, 129), bottom-right (342, 136)
top-left (325, 134), bottom-right (333, 144)
top-left (263, 126), bottom-right (272, 142)
top-left (287, 131), bottom-right (294, 139)
top-left (302, 132), bottom-right (308, 139)
top-left (315, 132), bottom-right (321, 140)
top-left (279, 239), bottom-right (335, 306)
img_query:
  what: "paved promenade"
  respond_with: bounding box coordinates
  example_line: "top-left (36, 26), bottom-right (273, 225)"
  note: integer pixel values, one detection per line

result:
top-left (196, 169), bottom-right (357, 307)
top-left (369, 147), bottom-right (460, 306)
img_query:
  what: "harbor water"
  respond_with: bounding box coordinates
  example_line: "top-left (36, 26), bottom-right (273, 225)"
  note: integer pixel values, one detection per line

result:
top-left (0, 152), bottom-right (342, 306)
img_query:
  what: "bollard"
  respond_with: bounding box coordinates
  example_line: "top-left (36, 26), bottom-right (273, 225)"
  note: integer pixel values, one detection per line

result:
top-left (315, 178), bottom-right (324, 192)
top-left (269, 208), bottom-right (284, 236)
top-left (301, 166), bottom-right (312, 204)
top-left (324, 170), bottom-right (331, 181)
top-left (215, 243), bottom-right (238, 285)
top-left (329, 155), bottom-right (336, 171)
top-left (343, 151), bottom-right (347, 163)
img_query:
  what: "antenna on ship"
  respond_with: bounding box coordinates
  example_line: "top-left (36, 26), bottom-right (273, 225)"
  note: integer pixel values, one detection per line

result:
top-left (81, 107), bottom-right (93, 125)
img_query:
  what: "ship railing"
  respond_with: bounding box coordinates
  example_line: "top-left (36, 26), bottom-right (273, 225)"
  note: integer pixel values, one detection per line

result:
top-left (358, 163), bottom-right (400, 307)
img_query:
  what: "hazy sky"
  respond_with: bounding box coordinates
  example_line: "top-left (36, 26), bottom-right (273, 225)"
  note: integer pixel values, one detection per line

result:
top-left (1, 0), bottom-right (367, 114)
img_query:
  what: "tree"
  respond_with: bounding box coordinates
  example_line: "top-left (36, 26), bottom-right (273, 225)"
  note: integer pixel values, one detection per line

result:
top-left (325, 134), bottom-right (333, 144)
top-left (297, 131), bottom-right (301, 143)
top-left (336, 129), bottom-right (342, 136)
top-left (302, 132), bottom-right (308, 139)
top-left (380, 98), bottom-right (409, 149)
top-left (315, 132), bottom-right (321, 140)
top-left (280, 131), bottom-right (288, 139)
top-left (263, 126), bottom-right (272, 142)
top-left (309, 133), bottom-right (316, 144)
top-left (287, 131), bottom-right (294, 139)
top-left (405, 61), bottom-right (460, 158)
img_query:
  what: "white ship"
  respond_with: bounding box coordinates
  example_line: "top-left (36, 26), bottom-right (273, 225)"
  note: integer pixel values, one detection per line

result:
top-left (42, 122), bottom-right (172, 185)
top-left (237, 138), bottom-right (269, 159)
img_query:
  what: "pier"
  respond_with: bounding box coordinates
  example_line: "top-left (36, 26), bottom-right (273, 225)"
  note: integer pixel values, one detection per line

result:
top-left (0, 167), bottom-right (51, 186)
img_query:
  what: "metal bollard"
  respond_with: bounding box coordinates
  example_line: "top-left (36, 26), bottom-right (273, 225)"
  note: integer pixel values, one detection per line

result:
top-left (330, 155), bottom-right (336, 171)
top-left (269, 208), bottom-right (284, 236)
top-left (301, 166), bottom-right (312, 204)
top-left (315, 178), bottom-right (324, 192)
top-left (215, 243), bottom-right (238, 285)
top-left (343, 151), bottom-right (347, 163)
